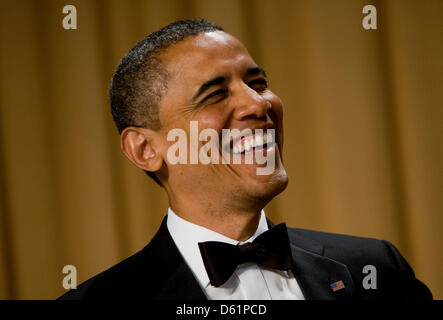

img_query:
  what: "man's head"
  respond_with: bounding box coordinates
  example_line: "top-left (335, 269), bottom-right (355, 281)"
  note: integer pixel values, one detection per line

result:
top-left (111, 20), bottom-right (288, 214)
top-left (110, 20), bottom-right (223, 185)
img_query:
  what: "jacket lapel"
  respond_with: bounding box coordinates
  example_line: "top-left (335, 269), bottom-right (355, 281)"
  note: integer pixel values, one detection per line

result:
top-left (267, 219), bottom-right (355, 299)
top-left (147, 216), bottom-right (207, 300)
top-left (289, 243), bottom-right (356, 300)
top-left (155, 261), bottom-right (207, 300)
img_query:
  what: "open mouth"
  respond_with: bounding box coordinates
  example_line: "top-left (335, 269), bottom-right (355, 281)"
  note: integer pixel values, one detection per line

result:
top-left (225, 130), bottom-right (276, 155)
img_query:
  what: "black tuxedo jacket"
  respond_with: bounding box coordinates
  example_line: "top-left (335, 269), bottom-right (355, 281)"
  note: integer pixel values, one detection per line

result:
top-left (59, 217), bottom-right (432, 300)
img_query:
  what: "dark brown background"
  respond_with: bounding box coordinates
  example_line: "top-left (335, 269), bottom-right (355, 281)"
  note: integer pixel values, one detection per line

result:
top-left (0, 0), bottom-right (441, 299)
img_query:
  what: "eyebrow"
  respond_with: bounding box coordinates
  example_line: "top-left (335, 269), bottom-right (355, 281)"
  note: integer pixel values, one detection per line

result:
top-left (192, 76), bottom-right (227, 102)
top-left (191, 66), bottom-right (267, 103)
top-left (246, 66), bottom-right (267, 78)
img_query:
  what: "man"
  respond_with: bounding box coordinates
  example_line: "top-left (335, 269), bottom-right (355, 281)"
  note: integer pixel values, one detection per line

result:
top-left (59, 20), bottom-right (432, 300)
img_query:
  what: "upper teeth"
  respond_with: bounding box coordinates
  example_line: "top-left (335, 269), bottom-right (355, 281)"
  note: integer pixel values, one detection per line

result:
top-left (232, 132), bottom-right (274, 154)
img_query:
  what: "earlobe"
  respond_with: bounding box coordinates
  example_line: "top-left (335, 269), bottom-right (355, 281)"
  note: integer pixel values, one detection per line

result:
top-left (120, 127), bottom-right (163, 172)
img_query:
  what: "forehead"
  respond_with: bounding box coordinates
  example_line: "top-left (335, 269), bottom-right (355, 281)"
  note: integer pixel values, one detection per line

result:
top-left (160, 31), bottom-right (256, 83)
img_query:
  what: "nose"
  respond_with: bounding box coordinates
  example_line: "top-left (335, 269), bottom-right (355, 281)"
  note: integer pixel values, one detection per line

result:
top-left (232, 84), bottom-right (271, 121)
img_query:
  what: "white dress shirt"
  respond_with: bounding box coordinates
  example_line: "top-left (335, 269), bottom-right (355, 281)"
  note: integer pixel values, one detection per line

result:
top-left (166, 208), bottom-right (305, 300)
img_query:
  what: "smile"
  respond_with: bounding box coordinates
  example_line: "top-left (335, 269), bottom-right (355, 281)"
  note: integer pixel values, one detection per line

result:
top-left (231, 131), bottom-right (275, 154)
top-left (167, 121), bottom-right (277, 175)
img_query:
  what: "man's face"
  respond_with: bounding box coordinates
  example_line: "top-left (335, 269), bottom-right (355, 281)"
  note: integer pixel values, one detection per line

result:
top-left (155, 31), bottom-right (288, 210)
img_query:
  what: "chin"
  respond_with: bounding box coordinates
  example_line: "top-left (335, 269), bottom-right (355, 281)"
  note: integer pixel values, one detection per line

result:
top-left (231, 144), bottom-right (289, 203)
top-left (244, 167), bottom-right (289, 204)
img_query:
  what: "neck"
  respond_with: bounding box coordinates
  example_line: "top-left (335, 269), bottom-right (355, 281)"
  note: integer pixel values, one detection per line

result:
top-left (168, 195), bottom-right (264, 242)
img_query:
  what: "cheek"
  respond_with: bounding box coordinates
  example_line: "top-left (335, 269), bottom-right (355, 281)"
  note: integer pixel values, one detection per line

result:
top-left (196, 107), bottom-right (230, 133)
top-left (266, 94), bottom-right (284, 127)
top-left (270, 93), bottom-right (283, 115)
top-left (265, 93), bottom-right (284, 149)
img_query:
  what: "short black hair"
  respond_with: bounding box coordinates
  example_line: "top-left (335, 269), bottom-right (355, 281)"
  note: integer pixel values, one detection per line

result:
top-left (109, 19), bottom-right (223, 186)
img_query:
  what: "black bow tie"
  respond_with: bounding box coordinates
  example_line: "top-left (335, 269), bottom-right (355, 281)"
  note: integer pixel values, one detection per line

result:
top-left (198, 223), bottom-right (294, 287)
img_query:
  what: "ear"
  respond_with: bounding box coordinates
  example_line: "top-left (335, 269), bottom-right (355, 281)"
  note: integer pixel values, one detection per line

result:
top-left (120, 127), bottom-right (163, 173)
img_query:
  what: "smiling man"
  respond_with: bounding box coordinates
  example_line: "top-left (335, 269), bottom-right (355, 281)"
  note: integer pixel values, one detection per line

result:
top-left (59, 20), bottom-right (432, 300)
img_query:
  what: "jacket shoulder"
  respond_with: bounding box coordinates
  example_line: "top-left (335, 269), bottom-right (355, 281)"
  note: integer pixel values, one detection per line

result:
top-left (287, 227), bottom-right (403, 270)
top-left (287, 227), bottom-right (433, 299)
top-left (58, 245), bottom-right (152, 300)
top-left (288, 227), bottom-right (387, 253)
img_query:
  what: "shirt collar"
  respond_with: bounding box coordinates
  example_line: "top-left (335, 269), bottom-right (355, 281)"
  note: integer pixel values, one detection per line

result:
top-left (166, 208), bottom-right (269, 288)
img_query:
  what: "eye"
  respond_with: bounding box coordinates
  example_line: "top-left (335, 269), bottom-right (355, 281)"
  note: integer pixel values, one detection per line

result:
top-left (201, 89), bottom-right (228, 104)
top-left (248, 78), bottom-right (268, 92)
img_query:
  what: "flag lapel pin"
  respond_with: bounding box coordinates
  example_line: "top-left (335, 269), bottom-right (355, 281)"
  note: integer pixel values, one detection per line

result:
top-left (330, 280), bottom-right (345, 292)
